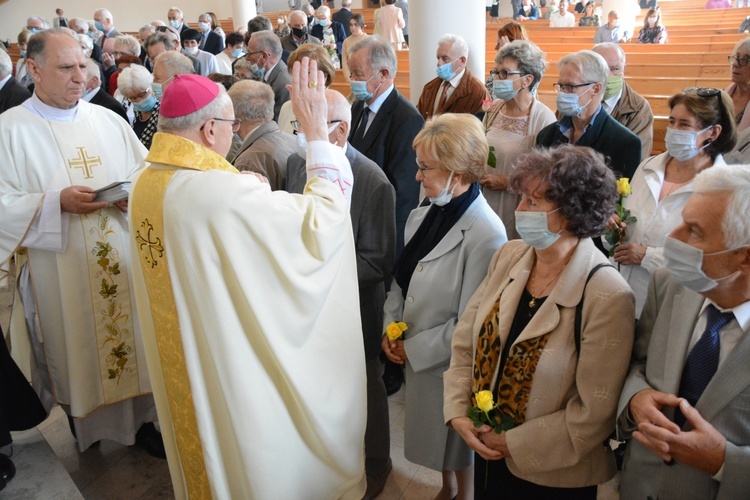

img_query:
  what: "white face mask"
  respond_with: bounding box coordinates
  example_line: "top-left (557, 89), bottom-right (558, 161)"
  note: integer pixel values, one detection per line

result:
top-left (663, 236), bottom-right (740, 292)
top-left (429, 172), bottom-right (457, 206)
top-left (294, 123), bottom-right (339, 157)
top-left (184, 46), bottom-right (199, 56)
top-left (515, 207), bottom-right (562, 250)
top-left (665, 126), bottom-right (712, 162)
top-left (647, 16), bottom-right (658, 25)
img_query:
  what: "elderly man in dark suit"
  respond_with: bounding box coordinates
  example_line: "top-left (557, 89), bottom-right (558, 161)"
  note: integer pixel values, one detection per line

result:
top-left (247, 31), bottom-right (291, 122)
top-left (281, 10), bottom-right (323, 53)
top-left (347, 35), bottom-right (424, 252)
top-left (82, 58), bottom-right (128, 122)
top-left (332, 0), bottom-right (354, 37)
top-left (536, 49), bottom-right (641, 180)
top-left (93, 8), bottom-right (122, 47)
top-left (0, 50), bottom-right (30, 113)
top-left (617, 164), bottom-right (750, 499)
top-left (197, 13), bottom-right (225, 55)
top-left (287, 88), bottom-right (397, 500)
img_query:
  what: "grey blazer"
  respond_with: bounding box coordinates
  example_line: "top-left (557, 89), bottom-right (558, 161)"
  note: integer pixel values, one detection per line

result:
top-left (265, 60), bottom-right (291, 123)
top-left (288, 144), bottom-right (397, 359)
top-left (231, 121), bottom-right (297, 191)
top-left (617, 268), bottom-right (750, 500)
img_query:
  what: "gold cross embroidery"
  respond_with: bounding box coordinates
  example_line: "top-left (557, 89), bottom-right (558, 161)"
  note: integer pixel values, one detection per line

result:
top-left (68, 147), bottom-right (102, 179)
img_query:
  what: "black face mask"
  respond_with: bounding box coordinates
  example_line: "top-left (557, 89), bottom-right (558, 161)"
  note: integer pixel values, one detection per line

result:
top-left (292, 26), bottom-right (307, 38)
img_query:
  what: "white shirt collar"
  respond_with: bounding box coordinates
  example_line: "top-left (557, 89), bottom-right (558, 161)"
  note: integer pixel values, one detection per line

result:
top-left (367, 84), bottom-right (395, 114)
top-left (603, 89), bottom-right (622, 113)
top-left (703, 298), bottom-right (750, 332)
top-left (82, 87), bottom-right (100, 102)
top-left (22, 93), bottom-right (79, 122)
top-left (264, 61), bottom-right (279, 82)
top-left (446, 68), bottom-right (465, 89)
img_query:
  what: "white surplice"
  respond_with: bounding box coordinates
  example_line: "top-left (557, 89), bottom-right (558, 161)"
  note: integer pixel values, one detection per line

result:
top-left (0, 95), bottom-right (155, 451)
top-left (130, 135), bottom-right (367, 499)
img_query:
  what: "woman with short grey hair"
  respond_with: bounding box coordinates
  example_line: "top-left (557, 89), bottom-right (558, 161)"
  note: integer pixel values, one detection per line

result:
top-left (481, 40), bottom-right (556, 240)
top-left (726, 37), bottom-right (750, 132)
top-left (118, 65), bottom-right (159, 149)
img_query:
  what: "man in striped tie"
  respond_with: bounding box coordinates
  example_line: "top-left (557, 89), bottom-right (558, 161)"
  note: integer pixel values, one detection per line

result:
top-left (616, 164), bottom-right (750, 499)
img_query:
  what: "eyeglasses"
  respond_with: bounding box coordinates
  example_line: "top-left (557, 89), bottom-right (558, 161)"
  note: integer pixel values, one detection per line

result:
top-left (203, 118), bottom-right (242, 132)
top-left (729, 54), bottom-right (750, 67)
top-left (553, 82), bottom-right (595, 93)
top-left (290, 119), bottom-right (342, 133)
top-left (416, 160), bottom-right (435, 175)
top-left (490, 69), bottom-right (523, 80)
top-left (245, 50), bottom-right (264, 59)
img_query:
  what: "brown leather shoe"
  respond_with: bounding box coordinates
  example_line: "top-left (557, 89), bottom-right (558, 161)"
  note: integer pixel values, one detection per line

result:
top-left (363, 459), bottom-right (392, 500)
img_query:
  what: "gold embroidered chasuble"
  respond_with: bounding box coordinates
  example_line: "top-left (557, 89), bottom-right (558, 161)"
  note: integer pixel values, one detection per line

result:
top-left (0, 102), bottom-right (151, 441)
top-left (130, 133), bottom-right (367, 499)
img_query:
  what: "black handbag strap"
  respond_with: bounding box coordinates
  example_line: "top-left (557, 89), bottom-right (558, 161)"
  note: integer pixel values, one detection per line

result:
top-left (574, 263), bottom-right (615, 354)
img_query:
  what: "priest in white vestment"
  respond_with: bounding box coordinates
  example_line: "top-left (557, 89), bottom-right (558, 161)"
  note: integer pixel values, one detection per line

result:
top-left (129, 66), bottom-right (366, 499)
top-left (0, 29), bottom-right (160, 453)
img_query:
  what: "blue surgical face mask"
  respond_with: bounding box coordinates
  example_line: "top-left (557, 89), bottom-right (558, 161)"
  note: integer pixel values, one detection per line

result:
top-left (133, 94), bottom-right (157, 113)
top-left (29, 28), bottom-right (41, 34)
top-left (20, 50), bottom-right (26, 59)
top-left (665, 126), bottom-right (712, 162)
top-left (231, 48), bottom-right (244, 58)
top-left (94, 21), bottom-right (104, 32)
top-left (151, 82), bottom-right (163, 100)
top-left (251, 62), bottom-right (265, 78)
top-left (86, 31), bottom-right (95, 40)
top-left (436, 59), bottom-right (458, 81)
top-left (170, 20), bottom-right (181, 29)
top-left (663, 236), bottom-right (740, 292)
top-left (350, 73), bottom-right (378, 102)
top-left (515, 207), bottom-right (563, 250)
top-left (318, 19), bottom-right (330, 27)
top-left (492, 78), bottom-right (519, 101)
top-left (556, 85), bottom-right (593, 117)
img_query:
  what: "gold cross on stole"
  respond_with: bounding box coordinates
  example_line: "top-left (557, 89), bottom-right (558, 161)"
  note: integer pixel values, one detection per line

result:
top-left (68, 146), bottom-right (102, 179)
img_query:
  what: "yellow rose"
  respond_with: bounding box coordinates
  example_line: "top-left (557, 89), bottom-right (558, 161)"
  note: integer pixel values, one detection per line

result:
top-left (385, 321), bottom-right (407, 341)
top-left (616, 177), bottom-right (632, 196)
top-left (475, 390), bottom-right (495, 413)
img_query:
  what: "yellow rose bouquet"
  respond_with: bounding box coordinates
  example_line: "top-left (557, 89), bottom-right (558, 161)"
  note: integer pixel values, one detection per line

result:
top-left (604, 177), bottom-right (637, 262)
top-left (385, 321), bottom-right (408, 342)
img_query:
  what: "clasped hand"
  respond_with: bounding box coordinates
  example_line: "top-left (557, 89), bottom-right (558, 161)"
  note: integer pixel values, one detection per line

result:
top-left (630, 389), bottom-right (726, 475)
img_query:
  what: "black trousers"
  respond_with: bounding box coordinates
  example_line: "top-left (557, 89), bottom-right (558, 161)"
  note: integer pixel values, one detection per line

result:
top-left (473, 453), bottom-right (597, 500)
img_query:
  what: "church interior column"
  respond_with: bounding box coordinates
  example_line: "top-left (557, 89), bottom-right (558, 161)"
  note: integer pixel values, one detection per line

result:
top-left (231, 0), bottom-right (257, 31)
top-left (408, 0), bottom-right (488, 106)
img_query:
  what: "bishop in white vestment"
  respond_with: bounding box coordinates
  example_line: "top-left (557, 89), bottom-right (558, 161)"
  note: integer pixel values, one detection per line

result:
top-left (129, 70), bottom-right (366, 498)
top-left (0, 30), bottom-right (156, 452)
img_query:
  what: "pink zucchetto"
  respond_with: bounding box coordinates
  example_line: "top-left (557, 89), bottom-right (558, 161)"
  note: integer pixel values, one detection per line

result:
top-left (160, 74), bottom-right (220, 118)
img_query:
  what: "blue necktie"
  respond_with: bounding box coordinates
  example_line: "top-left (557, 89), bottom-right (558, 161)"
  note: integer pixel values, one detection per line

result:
top-left (675, 304), bottom-right (734, 427)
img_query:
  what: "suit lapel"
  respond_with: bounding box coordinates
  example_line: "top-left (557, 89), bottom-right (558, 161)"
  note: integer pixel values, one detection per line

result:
top-left (358, 88), bottom-right (398, 153)
top-left (663, 290), bottom-right (703, 392)
top-left (420, 199), bottom-right (481, 263)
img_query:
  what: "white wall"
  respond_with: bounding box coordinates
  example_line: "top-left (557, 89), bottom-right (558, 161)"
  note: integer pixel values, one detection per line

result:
top-left (0, 0), bottom-right (366, 42)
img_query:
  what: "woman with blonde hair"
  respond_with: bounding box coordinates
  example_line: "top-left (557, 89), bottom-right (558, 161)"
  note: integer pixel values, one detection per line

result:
top-left (383, 114), bottom-right (507, 500)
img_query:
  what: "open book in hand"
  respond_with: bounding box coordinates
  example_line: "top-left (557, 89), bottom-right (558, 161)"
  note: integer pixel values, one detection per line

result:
top-left (94, 181), bottom-right (131, 203)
